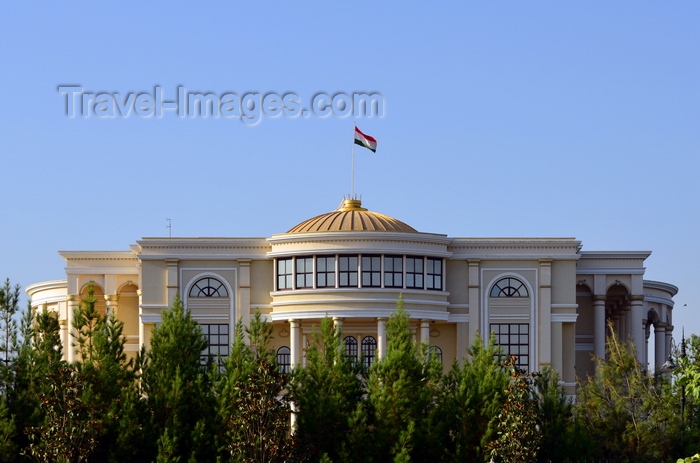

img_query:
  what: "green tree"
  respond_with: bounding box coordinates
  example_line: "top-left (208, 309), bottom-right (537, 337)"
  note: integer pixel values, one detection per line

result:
top-left (440, 333), bottom-right (511, 462)
top-left (355, 299), bottom-right (444, 463)
top-left (0, 279), bottom-right (20, 460)
top-left (487, 356), bottom-right (540, 463)
top-left (217, 312), bottom-right (293, 463)
top-left (142, 293), bottom-right (216, 463)
top-left (0, 278), bottom-right (21, 391)
top-left (26, 362), bottom-right (102, 463)
top-left (289, 317), bottom-right (363, 462)
top-left (576, 324), bottom-right (680, 462)
top-left (532, 367), bottom-right (580, 463)
top-left (71, 287), bottom-right (139, 463)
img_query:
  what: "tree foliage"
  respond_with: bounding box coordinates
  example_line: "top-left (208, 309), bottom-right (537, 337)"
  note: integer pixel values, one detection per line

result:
top-left (576, 323), bottom-right (680, 462)
top-left (289, 317), bottom-right (363, 462)
top-left (217, 312), bottom-right (293, 463)
top-left (2, 281), bottom-right (698, 462)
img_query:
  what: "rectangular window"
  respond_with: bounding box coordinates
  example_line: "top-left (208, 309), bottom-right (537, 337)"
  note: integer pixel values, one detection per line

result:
top-left (406, 256), bottom-right (424, 289)
top-left (426, 258), bottom-right (443, 290)
top-left (490, 323), bottom-right (529, 369)
top-left (277, 258), bottom-right (293, 290)
top-left (316, 256), bottom-right (336, 288)
top-left (295, 256), bottom-right (313, 289)
top-left (200, 323), bottom-right (230, 366)
top-left (361, 255), bottom-right (381, 287)
top-left (384, 255), bottom-right (403, 288)
top-left (338, 255), bottom-right (358, 287)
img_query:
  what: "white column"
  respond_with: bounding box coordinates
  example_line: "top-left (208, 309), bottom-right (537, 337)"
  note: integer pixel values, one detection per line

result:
top-left (420, 320), bottom-right (430, 345)
top-left (630, 295), bottom-right (645, 365)
top-left (655, 324), bottom-right (666, 371)
top-left (105, 294), bottom-right (119, 318)
top-left (593, 295), bottom-right (606, 360)
top-left (289, 319), bottom-right (301, 367)
top-left (377, 318), bottom-right (387, 359)
top-left (66, 295), bottom-right (80, 363)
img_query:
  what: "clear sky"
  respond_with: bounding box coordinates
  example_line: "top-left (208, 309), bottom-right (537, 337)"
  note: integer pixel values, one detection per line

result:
top-left (1, 3), bottom-right (698, 347)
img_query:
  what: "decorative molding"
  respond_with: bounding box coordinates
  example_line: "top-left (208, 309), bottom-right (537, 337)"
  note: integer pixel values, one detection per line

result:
top-left (551, 303), bottom-right (578, 310)
top-left (576, 268), bottom-right (646, 275)
top-left (270, 308), bottom-right (450, 322)
top-left (551, 314), bottom-right (578, 323)
top-left (140, 314), bottom-right (162, 323)
top-left (270, 297), bottom-right (450, 309)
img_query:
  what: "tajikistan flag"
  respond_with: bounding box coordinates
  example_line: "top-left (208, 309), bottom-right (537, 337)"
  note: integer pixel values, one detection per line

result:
top-left (354, 126), bottom-right (377, 152)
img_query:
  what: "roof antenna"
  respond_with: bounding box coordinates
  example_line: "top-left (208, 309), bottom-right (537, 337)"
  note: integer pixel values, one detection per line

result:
top-left (167, 218), bottom-right (172, 238)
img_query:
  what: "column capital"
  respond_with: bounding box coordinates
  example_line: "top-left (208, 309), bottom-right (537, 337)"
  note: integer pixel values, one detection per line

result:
top-left (104, 294), bottom-right (119, 303)
top-left (67, 295), bottom-right (81, 303)
top-left (629, 295), bottom-right (645, 303)
top-left (593, 295), bottom-right (607, 302)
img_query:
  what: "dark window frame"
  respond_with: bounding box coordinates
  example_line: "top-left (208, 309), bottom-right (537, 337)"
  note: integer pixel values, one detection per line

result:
top-left (490, 323), bottom-right (529, 369)
top-left (361, 254), bottom-right (382, 288)
top-left (277, 258), bottom-right (293, 290)
top-left (383, 255), bottom-right (403, 288)
top-left (276, 346), bottom-right (291, 374)
top-left (338, 255), bottom-right (359, 288)
top-left (426, 257), bottom-right (443, 290)
top-left (490, 277), bottom-right (529, 297)
top-left (316, 255), bottom-right (336, 288)
top-left (189, 277), bottom-right (228, 297)
top-left (405, 256), bottom-right (424, 289)
top-left (200, 323), bottom-right (230, 366)
top-left (295, 256), bottom-right (314, 289)
top-left (361, 336), bottom-right (377, 368)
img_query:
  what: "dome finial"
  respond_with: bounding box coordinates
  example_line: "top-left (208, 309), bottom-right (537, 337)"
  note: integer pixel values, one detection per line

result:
top-left (338, 198), bottom-right (367, 212)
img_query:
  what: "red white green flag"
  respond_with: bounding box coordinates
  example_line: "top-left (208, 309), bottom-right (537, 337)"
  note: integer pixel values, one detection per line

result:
top-left (354, 126), bottom-right (377, 152)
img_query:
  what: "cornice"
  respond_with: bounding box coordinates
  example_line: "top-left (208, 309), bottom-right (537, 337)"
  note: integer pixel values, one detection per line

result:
top-left (268, 231), bottom-right (451, 246)
top-left (59, 251), bottom-right (138, 261)
top-left (25, 280), bottom-right (67, 297)
top-left (643, 280), bottom-right (679, 296)
top-left (579, 251), bottom-right (652, 260)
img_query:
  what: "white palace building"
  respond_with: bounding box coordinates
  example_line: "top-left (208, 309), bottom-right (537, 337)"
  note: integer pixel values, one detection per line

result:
top-left (26, 198), bottom-right (678, 394)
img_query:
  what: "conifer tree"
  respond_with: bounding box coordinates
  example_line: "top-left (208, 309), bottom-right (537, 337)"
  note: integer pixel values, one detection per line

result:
top-left (576, 323), bottom-right (679, 462)
top-left (0, 279), bottom-right (21, 391)
top-left (0, 279), bottom-right (20, 460)
top-left (71, 287), bottom-right (139, 462)
top-left (441, 333), bottom-right (511, 462)
top-left (359, 298), bottom-right (444, 462)
top-left (217, 312), bottom-right (293, 463)
top-left (289, 317), bottom-right (363, 462)
top-left (143, 293), bottom-right (216, 463)
top-left (486, 356), bottom-right (540, 463)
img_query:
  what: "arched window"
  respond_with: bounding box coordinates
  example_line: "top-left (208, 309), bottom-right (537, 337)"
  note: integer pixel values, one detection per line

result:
top-left (428, 345), bottom-right (443, 364)
top-left (189, 277), bottom-right (228, 297)
top-left (344, 336), bottom-right (358, 364)
top-left (277, 346), bottom-right (291, 374)
top-left (490, 277), bottom-right (528, 297)
top-left (361, 336), bottom-right (377, 368)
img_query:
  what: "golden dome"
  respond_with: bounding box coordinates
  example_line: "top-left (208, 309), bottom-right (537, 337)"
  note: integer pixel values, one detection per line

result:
top-left (286, 199), bottom-right (418, 234)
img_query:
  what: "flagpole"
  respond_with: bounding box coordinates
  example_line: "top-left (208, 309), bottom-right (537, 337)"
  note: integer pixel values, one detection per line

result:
top-left (351, 124), bottom-right (355, 199)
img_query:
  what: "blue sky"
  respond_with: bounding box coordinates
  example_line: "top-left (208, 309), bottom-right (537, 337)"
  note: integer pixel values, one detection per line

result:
top-left (1, 2), bottom-right (698, 345)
